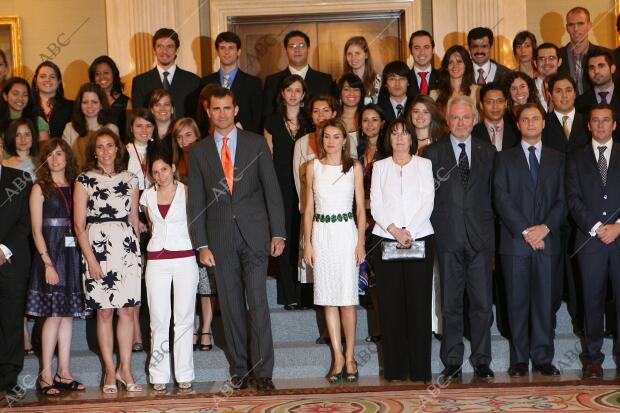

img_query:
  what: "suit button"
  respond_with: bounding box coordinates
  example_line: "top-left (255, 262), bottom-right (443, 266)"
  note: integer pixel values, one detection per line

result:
top-left (603, 212), bottom-right (607, 216)
top-left (232, 215), bottom-right (237, 219)
top-left (604, 195), bottom-right (608, 199)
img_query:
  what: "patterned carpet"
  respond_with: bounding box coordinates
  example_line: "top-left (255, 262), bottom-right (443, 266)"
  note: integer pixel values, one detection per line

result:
top-left (6, 384), bottom-right (620, 412)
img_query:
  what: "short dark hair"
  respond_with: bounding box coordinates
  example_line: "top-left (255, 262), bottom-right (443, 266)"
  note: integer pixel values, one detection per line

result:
top-left (534, 42), bottom-right (560, 60)
top-left (215, 31), bottom-right (241, 49)
top-left (468, 27), bottom-right (494, 47)
top-left (547, 72), bottom-right (576, 92)
top-left (383, 118), bottom-right (417, 156)
top-left (152, 28), bottom-right (179, 49)
top-left (516, 102), bottom-right (545, 120)
top-left (512, 31), bottom-right (537, 56)
top-left (585, 48), bottom-right (615, 68)
top-left (307, 95), bottom-right (340, 120)
top-left (408, 30), bottom-right (435, 50)
top-left (337, 73), bottom-right (365, 113)
top-left (209, 86), bottom-right (237, 106)
top-left (382, 61), bottom-right (410, 85)
top-left (283, 30), bottom-right (310, 49)
top-left (479, 82), bottom-right (505, 102)
top-left (588, 103), bottom-right (616, 122)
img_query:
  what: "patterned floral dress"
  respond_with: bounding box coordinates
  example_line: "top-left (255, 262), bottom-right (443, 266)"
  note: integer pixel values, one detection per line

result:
top-left (77, 170), bottom-right (142, 309)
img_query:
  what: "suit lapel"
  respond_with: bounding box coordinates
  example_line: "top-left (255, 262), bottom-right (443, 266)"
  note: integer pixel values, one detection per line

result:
top-left (440, 139), bottom-right (464, 196)
top-left (149, 68), bottom-right (164, 89)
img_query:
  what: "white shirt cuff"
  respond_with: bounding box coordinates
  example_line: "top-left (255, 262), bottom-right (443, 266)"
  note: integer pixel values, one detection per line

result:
top-left (590, 221), bottom-right (603, 237)
top-left (0, 244), bottom-right (13, 259)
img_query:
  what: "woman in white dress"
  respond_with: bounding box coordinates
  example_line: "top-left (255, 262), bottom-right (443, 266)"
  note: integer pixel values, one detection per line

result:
top-left (303, 118), bottom-right (366, 384)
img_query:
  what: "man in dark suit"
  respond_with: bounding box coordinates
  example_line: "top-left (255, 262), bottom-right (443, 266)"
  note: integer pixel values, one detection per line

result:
top-left (262, 30), bottom-right (333, 119)
top-left (468, 27), bottom-right (511, 85)
top-left (0, 135), bottom-right (31, 397)
top-left (494, 103), bottom-right (566, 377)
top-left (567, 104), bottom-right (620, 379)
top-left (378, 61), bottom-right (413, 123)
top-left (542, 73), bottom-right (588, 337)
top-left (131, 28), bottom-right (200, 117)
top-left (188, 87), bottom-right (285, 393)
top-left (196, 32), bottom-right (262, 134)
top-left (377, 30), bottom-right (439, 104)
top-left (424, 96), bottom-right (496, 381)
top-left (474, 83), bottom-right (519, 151)
top-left (576, 49), bottom-right (620, 141)
top-left (559, 7), bottom-right (611, 96)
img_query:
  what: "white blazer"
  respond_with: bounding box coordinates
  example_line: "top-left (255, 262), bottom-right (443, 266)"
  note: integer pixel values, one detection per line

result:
top-left (139, 182), bottom-right (193, 252)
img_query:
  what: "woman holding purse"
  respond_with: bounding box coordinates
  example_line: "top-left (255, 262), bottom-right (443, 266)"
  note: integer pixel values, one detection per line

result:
top-left (369, 118), bottom-right (435, 382)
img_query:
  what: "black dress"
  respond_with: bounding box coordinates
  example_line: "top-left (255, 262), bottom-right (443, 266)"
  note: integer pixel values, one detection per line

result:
top-left (25, 187), bottom-right (86, 317)
top-left (109, 94), bottom-right (130, 142)
top-left (265, 112), bottom-right (311, 306)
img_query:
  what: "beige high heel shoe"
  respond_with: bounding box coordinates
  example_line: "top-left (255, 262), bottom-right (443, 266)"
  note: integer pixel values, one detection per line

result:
top-left (102, 373), bottom-right (118, 394)
top-left (115, 371), bottom-right (142, 392)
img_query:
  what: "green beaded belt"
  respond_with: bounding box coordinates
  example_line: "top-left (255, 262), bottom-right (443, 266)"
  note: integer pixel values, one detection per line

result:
top-left (314, 212), bottom-right (354, 223)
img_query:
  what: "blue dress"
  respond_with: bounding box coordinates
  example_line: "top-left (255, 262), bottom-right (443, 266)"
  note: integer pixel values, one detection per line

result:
top-left (25, 187), bottom-right (86, 317)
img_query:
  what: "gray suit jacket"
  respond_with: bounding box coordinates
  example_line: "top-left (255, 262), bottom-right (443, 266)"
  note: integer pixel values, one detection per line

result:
top-left (187, 129), bottom-right (286, 257)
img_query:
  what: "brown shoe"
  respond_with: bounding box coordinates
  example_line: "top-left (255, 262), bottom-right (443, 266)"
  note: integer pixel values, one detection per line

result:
top-left (583, 363), bottom-right (603, 380)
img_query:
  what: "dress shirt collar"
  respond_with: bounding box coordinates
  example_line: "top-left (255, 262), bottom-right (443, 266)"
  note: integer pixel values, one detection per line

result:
top-left (219, 66), bottom-right (239, 87)
top-left (592, 138), bottom-right (613, 161)
top-left (289, 65), bottom-right (309, 79)
top-left (156, 64), bottom-right (177, 82)
top-left (473, 60), bottom-right (492, 75)
top-left (484, 118), bottom-right (504, 151)
top-left (521, 139), bottom-right (542, 164)
top-left (389, 96), bottom-right (408, 117)
top-left (450, 134), bottom-right (472, 166)
top-left (214, 127), bottom-right (238, 160)
top-left (594, 84), bottom-right (614, 103)
top-left (554, 108), bottom-right (575, 125)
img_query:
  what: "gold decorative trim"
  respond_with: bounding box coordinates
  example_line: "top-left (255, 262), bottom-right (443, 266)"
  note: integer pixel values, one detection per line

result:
top-left (616, 0), bottom-right (620, 46)
top-left (0, 16), bottom-right (22, 77)
top-left (209, 0), bottom-right (421, 72)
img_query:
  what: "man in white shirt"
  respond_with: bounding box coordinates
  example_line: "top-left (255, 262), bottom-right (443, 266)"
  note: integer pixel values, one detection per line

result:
top-left (409, 30), bottom-right (438, 97)
top-left (467, 27), bottom-right (511, 85)
top-left (473, 83), bottom-right (519, 152)
top-left (131, 27), bottom-right (200, 116)
top-left (566, 105), bottom-right (620, 379)
top-left (378, 61), bottom-right (411, 122)
top-left (534, 43), bottom-right (563, 112)
top-left (263, 30), bottom-right (333, 118)
top-left (0, 135), bottom-right (32, 397)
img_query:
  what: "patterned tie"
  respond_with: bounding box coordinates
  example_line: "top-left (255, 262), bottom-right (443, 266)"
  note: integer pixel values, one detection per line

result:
top-left (598, 145), bottom-right (608, 187)
top-left (223, 74), bottom-right (230, 89)
top-left (419, 71), bottom-right (429, 95)
top-left (598, 91), bottom-right (609, 105)
top-left (396, 104), bottom-right (403, 118)
top-left (562, 115), bottom-right (571, 140)
top-left (221, 136), bottom-right (234, 193)
top-left (457, 143), bottom-right (470, 186)
top-left (528, 146), bottom-right (539, 186)
top-left (162, 71), bottom-right (171, 90)
top-left (477, 68), bottom-right (486, 85)
top-left (490, 127), bottom-right (497, 146)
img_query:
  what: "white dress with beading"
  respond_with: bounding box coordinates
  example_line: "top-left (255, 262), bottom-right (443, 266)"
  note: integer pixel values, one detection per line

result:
top-left (311, 159), bottom-right (359, 306)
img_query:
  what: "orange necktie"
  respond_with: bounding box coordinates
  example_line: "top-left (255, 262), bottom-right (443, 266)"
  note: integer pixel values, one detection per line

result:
top-left (221, 136), bottom-right (234, 193)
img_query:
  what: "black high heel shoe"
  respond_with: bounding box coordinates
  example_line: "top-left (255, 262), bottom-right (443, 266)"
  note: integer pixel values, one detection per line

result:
top-left (199, 332), bottom-right (213, 351)
top-left (345, 361), bottom-right (359, 382)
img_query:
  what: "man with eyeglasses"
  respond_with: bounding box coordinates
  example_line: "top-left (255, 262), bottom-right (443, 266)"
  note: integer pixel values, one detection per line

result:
top-left (474, 83), bottom-right (519, 152)
top-left (467, 27), bottom-right (511, 85)
top-left (424, 96), bottom-right (497, 382)
top-left (131, 27), bottom-right (200, 117)
top-left (494, 102), bottom-right (566, 378)
top-left (534, 43), bottom-right (563, 112)
top-left (262, 30), bottom-right (333, 119)
top-left (559, 7), bottom-right (611, 96)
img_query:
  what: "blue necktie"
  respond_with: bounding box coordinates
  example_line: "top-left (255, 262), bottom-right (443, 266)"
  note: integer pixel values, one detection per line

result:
top-left (528, 146), bottom-right (539, 186)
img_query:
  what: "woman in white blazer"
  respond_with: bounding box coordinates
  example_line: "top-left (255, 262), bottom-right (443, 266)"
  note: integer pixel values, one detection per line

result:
top-left (140, 149), bottom-right (198, 391)
top-left (370, 118), bottom-right (435, 383)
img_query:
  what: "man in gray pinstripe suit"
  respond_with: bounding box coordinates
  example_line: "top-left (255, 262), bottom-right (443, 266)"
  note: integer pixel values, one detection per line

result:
top-left (188, 87), bottom-right (285, 393)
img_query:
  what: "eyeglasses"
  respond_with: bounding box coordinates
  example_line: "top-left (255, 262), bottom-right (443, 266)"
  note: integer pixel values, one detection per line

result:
top-left (537, 56), bottom-right (558, 62)
top-left (390, 131), bottom-right (411, 138)
top-left (156, 44), bottom-right (176, 50)
top-left (288, 43), bottom-right (306, 50)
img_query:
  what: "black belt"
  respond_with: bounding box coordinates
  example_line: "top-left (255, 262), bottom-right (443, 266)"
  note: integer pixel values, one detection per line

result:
top-left (87, 216), bottom-right (129, 224)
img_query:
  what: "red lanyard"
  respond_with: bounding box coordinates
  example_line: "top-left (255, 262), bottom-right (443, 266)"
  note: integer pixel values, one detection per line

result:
top-left (132, 143), bottom-right (147, 178)
top-left (52, 181), bottom-right (72, 228)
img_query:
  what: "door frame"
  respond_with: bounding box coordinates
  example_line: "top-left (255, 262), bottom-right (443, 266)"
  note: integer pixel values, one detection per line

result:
top-left (209, 0), bottom-right (422, 72)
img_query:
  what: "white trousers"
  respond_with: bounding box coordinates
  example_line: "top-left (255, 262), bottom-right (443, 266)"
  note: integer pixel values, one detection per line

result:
top-left (145, 256), bottom-right (199, 384)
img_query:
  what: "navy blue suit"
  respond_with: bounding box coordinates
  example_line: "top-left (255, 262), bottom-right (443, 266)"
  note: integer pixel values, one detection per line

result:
top-left (493, 143), bottom-right (566, 366)
top-left (566, 143), bottom-right (620, 364)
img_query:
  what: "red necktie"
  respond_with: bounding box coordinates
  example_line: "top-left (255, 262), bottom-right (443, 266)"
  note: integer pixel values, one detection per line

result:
top-left (419, 71), bottom-right (429, 95)
top-left (221, 136), bottom-right (234, 193)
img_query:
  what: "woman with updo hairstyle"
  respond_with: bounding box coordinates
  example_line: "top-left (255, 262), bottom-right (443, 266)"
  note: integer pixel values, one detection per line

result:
top-left (512, 31), bottom-right (538, 79)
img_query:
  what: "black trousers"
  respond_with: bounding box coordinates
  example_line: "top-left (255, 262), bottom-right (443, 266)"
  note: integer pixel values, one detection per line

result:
top-left (439, 246), bottom-right (493, 368)
top-left (373, 234), bottom-right (434, 381)
top-left (276, 195), bottom-right (301, 306)
top-left (578, 246), bottom-right (620, 364)
top-left (502, 252), bottom-right (558, 366)
top-left (0, 265), bottom-right (29, 390)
